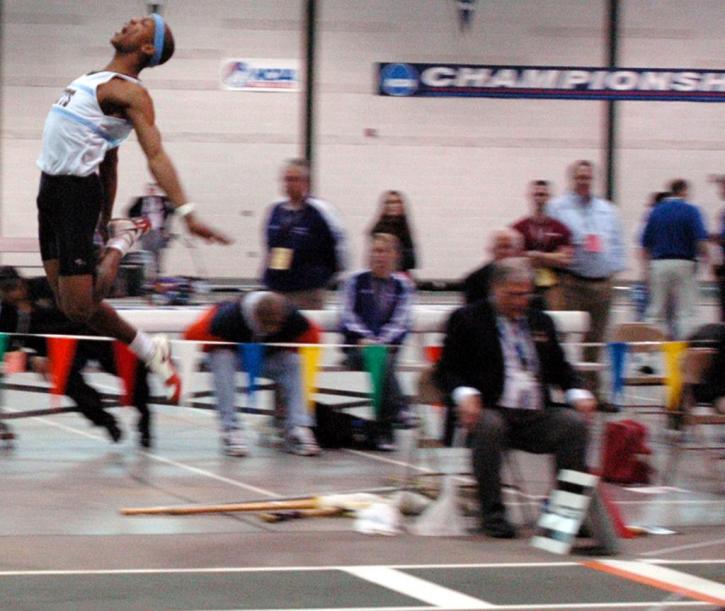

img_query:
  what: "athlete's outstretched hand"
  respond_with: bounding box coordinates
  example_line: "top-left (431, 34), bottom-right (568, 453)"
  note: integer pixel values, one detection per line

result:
top-left (184, 215), bottom-right (233, 244)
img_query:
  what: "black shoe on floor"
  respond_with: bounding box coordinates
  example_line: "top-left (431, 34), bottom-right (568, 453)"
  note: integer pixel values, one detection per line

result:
top-left (480, 516), bottom-right (518, 539)
top-left (139, 430), bottom-right (152, 449)
top-left (104, 420), bottom-right (123, 443)
top-left (138, 414), bottom-right (152, 448)
top-left (597, 401), bottom-right (621, 413)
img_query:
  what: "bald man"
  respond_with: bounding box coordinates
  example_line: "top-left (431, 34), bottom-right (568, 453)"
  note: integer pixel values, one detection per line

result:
top-left (184, 292), bottom-right (321, 457)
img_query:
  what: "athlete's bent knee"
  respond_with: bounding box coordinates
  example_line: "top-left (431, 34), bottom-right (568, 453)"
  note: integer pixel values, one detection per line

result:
top-left (61, 300), bottom-right (97, 324)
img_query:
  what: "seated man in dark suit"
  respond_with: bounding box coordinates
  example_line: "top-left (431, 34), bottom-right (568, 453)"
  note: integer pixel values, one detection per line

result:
top-left (435, 257), bottom-right (596, 538)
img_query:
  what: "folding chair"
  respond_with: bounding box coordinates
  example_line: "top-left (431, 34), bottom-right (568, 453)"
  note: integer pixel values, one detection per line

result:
top-left (547, 310), bottom-right (602, 375)
top-left (664, 347), bottom-right (725, 486)
top-left (611, 322), bottom-right (667, 411)
top-left (407, 365), bottom-right (535, 526)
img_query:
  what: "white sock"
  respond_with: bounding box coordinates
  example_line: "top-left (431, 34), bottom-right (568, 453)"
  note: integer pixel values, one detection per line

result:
top-left (106, 235), bottom-right (133, 257)
top-left (129, 331), bottom-right (155, 362)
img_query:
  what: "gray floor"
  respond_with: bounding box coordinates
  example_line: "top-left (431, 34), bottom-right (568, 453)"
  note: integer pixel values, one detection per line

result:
top-left (2, 383), bottom-right (724, 610)
top-left (1, 294), bottom-right (724, 610)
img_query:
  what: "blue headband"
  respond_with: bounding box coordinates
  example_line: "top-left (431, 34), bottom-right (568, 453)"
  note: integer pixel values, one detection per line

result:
top-left (149, 13), bottom-right (165, 67)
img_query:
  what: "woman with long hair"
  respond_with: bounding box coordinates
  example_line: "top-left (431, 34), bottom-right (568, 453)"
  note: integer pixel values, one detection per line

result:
top-left (369, 190), bottom-right (417, 273)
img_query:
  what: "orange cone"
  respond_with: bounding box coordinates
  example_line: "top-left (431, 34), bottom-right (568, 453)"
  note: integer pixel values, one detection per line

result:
top-left (47, 337), bottom-right (78, 399)
top-left (113, 341), bottom-right (138, 406)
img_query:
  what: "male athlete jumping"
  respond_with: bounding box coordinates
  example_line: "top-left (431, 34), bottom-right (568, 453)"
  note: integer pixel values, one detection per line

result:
top-left (36, 15), bottom-right (231, 402)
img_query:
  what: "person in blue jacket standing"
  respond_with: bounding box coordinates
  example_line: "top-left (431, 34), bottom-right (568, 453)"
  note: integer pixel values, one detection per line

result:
top-left (262, 159), bottom-right (347, 309)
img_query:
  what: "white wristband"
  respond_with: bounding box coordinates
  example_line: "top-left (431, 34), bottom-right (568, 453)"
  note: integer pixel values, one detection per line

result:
top-left (175, 202), bottom-right (196, 218)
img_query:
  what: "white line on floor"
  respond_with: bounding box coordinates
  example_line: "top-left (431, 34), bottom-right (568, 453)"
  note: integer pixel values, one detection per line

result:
top-left (190, 603), bottom-right (710, 611)
top-left (587, 560), bottom-right (725, 606)
top-left (7, 409), bottom-right (279, 498)
top-left (647, 559), bottom-right (725, 565)
top-left (342, 566), bottom-right (494, 609)
top-left (26, 416), bottom-right (103, 440)
top-left (0, 562), bottom-right (570, 577)
top-left (2, 559), bottom-right (722, 577)
top-left (481, 602), bottom-right (711, 609)
top-left (640, 536), bottom-right (725, 557)
top-left (617, 499), bottom-right (724, 505)
top-left (139, 452), bottom-right (278, 497)
top-left (343, 448), bottom-right (435, 472)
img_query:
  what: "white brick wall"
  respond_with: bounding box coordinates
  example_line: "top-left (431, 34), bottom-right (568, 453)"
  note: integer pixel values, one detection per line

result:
top-left (2, 0), bottom-right (723, 280)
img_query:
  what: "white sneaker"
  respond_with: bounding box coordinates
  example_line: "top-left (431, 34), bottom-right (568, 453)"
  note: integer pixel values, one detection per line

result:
top-left (222, 430), bottom-right (249, 457)
top-left (145, 335), bottom-right (182, 404)
top-left (107, 217), bottom-right (152, 252)
top-left (285, 426), bottom-right (321, 456)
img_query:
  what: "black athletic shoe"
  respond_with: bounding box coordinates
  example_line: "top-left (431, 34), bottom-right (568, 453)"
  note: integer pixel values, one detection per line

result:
top-left (480, 516), bottom-right (518, 539)
top-left (139, 430), bottom-right (152, 449)
top-left (138, 416), bottom-right (152, 449)
top-left (105, 420), bottom-right (123, 443)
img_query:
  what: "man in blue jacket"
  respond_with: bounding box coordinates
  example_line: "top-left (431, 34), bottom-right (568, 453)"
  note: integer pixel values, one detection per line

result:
top-left (641, 179), bottom-right (709, 338)
top-left (262, 159), bottom-right (347, 309)
top-left (339, 233), bottom-right (415, 450)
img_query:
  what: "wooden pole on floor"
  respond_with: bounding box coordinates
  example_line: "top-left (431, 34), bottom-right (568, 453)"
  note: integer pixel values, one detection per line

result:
top-left (121, 498), bottom-right (317, 516)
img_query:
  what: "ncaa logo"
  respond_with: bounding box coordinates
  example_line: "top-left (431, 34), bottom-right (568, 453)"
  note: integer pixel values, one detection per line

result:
top-left (380, 63), bottom-right (419, 96)
top-left (222, 61), bottom-right (250, 88)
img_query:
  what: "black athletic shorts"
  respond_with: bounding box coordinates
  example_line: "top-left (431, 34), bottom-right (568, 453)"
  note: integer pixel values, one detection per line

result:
top-left (36, 172), bottom-right (102, 276)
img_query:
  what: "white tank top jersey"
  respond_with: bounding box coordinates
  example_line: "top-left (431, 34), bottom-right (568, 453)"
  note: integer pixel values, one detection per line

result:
top-left (36, 71), bottom-right (141, 177)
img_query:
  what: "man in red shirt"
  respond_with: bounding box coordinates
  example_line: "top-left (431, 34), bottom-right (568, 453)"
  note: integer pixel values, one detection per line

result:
top-left (512, 180), bottom-right (573, 309)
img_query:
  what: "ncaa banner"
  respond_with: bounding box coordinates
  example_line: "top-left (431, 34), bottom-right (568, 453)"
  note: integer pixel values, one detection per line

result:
top-left (377, 63), bottom-right (725, 102)
top-left (221, 58), bottom-right (299, 92)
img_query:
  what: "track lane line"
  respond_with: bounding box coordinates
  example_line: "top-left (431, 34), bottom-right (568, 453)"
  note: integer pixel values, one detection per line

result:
top-left (583, 559), bottom-right (725, 607)
top-left (342, 566), bottom-right (494, 609)
top-left (4, 407), bottom-right (279, 498)
top-left (187, 603), bottom-right (711, 611)
top-left (1, 559), bottom-right (721, 576)
top-left (640, 537), bottom-right (725, 557)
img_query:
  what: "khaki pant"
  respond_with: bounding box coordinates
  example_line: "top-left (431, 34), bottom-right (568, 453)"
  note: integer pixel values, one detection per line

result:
top-left (646, 259), bottom-right (697, 339)
top-left (559, 274), bottom-right (613, 393)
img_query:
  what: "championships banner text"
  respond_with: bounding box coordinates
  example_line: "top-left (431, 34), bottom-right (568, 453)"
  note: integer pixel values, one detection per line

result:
top-left (377, 63), bottom-right (725, 102)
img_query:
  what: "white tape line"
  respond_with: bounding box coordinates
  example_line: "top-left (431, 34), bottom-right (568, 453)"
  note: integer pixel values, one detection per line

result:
top-left (589, 560), bottom-right (725, 606)
top-left (640, 536), bottom-right (725, 557)
top-left (6, 408), bottom-right (279, 498)
top-left (342, 566), bottom-right (494, 609)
